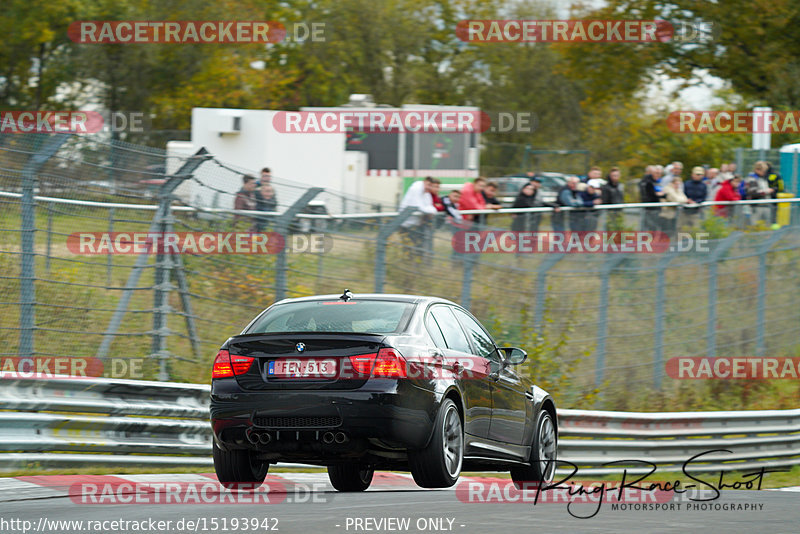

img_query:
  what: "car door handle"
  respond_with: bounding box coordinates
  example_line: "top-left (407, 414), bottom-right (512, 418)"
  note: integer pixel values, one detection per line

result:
top-left (525, 390), bottom-right (535, 401)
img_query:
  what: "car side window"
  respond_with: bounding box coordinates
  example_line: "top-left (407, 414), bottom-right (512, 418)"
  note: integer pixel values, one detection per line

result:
top-left (429, 306), bottom-right (472, 353)
top-left (425, 312), bottom-right (447, 349)
top-left (452, 308), bottom-right (499, 362)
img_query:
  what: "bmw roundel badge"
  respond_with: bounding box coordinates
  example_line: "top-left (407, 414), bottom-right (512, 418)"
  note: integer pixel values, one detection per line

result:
top-left (296, 342), bottom-right (305, 352)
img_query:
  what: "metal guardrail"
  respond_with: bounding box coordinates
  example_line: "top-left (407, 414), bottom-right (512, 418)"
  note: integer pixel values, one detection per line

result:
top-left (1, 375), bottom-right (798, 475)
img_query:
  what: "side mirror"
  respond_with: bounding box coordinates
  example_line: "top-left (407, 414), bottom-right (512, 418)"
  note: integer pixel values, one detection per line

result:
top-left (500, 347), bottom-right (527, 365)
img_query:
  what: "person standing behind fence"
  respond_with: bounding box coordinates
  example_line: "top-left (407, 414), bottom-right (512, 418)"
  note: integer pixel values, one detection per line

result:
top-left (511, 181), bottom-right (541, 232)
top-left (254, 182), bottom-right (278, 231)
top-left (399, 176), bottom-right (440, 252)
top-left (683, 167), bottom-right (707, 226)
top-left (458, 177), bottom-right (487, 224)
top-left (752, 161), bottom-right (784, 224)
top-left (579, 182), bottom-right (602, 231)
top-left (639, 166), bottom-right (664, 231)
top-left (234, 175), bottom-right (257, 228)
top-left (659, 176), bottom-right (690, 237)
top-left (714, 174), bottom-right (742, 219)
top-left (601, 167), bottom-right (624, 230)
top-left (552, 176), bottom-right (583, 231)
top-left (477, 181), bottom-right (503, 225)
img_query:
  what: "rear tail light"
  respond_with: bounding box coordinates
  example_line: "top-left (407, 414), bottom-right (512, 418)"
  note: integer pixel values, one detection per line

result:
top-left (348, 353), bottom-right (377, 375)
top-left (347, 348), bottom-right (407, 378)
top-left (212, 350), bottom-right (254, 378)
top-left (373, 348), bottom-right (407, 378)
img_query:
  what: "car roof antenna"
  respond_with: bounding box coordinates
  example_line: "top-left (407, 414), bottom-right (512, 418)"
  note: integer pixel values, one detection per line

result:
top-left (340, 289), bottom-right (353, 302)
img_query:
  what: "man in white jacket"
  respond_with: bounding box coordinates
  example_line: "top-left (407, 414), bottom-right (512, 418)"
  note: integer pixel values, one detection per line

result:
top-left (399, 176), bottom-right (440, 252)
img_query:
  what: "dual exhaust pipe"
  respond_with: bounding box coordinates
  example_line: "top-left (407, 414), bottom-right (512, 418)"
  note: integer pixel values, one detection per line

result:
top-left (247, 429), bottom-right (348, 445)
top-left (246, 430), bottom-right (272, 445)
top-left (322, 431), bottom-right (349, 444)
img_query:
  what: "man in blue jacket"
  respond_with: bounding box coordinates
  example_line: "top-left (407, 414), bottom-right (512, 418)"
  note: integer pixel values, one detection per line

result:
top-left (683, 166), bottom-right (707, 225)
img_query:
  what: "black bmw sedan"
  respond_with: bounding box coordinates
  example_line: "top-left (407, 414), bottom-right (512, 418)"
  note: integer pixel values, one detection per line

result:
top-left (210, 292), bottom-right (557, 491)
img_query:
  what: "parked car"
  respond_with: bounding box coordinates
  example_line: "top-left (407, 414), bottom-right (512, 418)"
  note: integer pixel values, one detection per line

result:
top-left (489, 173), bottom-right (572, 205)
top-left (210, 292), bottom-right (558, 491)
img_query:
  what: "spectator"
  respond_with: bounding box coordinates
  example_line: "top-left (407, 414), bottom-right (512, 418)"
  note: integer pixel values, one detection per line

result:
top-left (601, 167), bottom-right (624, 229)
top-left (586, 166), bottom-right (604, 188)
top-left (661, 161), bottom-right (684, 192)
top-left (579, 182), bottom-right (602, 231)
top-left (511, 181), bottom-right (541, 232)
top-left (254, 182), bottom-right (278, 231)
top-left (260, 167), bottom-right (272, 185)
top-left (751, 161), bottom-right (784, 223)
top-left (713, 175), bottom-right (742, 219)
top-left (640, 166), bottom-right (665, 231)
top-left (458, 177), bottom-right (488, 223)
top-left (399, 176), bottom-right (440, 251)
top-left (478, 181), bottom-right (503, 225)
top-left (659, 176), bottom-right (690, 236)
top-left (441, 189), bottom-right (464, 227)
top-left (552, 176), bottom-right (583, 231)
top-left (258, 167), bottom-right (277, 202)
top-left (683, 166), bottom-right (706, 226)
top-left (234, 175), bottom-right (257, 227)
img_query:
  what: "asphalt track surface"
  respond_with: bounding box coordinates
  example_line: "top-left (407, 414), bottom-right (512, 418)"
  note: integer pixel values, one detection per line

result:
top-left (0, 472), bottom-right (798, 534)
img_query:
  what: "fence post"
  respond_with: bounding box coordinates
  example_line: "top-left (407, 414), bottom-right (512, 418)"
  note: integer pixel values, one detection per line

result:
top-left (460, 253), bottom-right (477, 309)
top-left (97, 148), bottom-right (210, 363)
top-left (755, 228), bottom-right (787, 356)
top-left (533, 254), bottom-right (565, 331)
top-left (595, 255), bottom-right (628, 386)
top-left (45, 203), bottom-right (53, 274)
top-left (107, 207), bottom-right (114, 286)
top-left (705, 232), bottom-right (742, 359)
top-left (654, 252), bottom-right (677, 389)
top-left (374, 207), bottom-right (416, 293)
top-left (273, 187), bottom-right (323, 301)
top-left (19, 135), bottom-right (68, 359)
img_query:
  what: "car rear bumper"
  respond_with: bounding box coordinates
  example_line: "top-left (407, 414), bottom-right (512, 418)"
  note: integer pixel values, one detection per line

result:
top-left (210, 379), bottom-right (441, 453)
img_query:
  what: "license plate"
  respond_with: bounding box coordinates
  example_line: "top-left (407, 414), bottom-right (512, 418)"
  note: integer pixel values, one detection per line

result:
top-left (267, 358), bottom-right (337, 378)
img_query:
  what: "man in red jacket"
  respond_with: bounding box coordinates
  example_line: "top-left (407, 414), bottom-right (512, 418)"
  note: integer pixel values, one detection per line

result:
top-left (713, 175), bottom-right (742, 219)
top-left (458, 177), bottom-right (487, 223)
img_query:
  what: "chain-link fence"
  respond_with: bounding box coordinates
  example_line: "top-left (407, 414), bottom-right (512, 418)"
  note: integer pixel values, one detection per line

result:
top-left (2, 134), bottom-right (800, 409)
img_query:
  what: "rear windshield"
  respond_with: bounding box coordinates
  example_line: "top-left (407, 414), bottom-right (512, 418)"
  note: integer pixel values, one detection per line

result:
top-left (247, 300), bottom-right (415, 334)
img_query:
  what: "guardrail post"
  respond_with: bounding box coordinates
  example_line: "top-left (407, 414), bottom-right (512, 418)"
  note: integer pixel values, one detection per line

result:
top-left (533, 254), bottom-right (565, 331)
top-left (374, 207), bottom-right (416, 293)
top-left (756, 228), bottom-right (787, 356)
top-left (705, 232), bottom-right (743, 359)
top-left (274, 188), bottom-right (323, 301)
top-left (595, 255), bottom-right (628, 386)
top-left (19, 135), bottom-right (68, 359)
top-left (654, 252), bottom-right (677, 389)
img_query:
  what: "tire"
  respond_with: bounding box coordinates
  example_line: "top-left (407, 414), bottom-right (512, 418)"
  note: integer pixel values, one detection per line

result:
top-left (409, 398), bottom-right (463, 488)
top-left (213, 442), bottom-right (268, 490)
top-left (511, 409), bottom-right (557, 489)
top-left (327, 464), bottom-right (374, 492)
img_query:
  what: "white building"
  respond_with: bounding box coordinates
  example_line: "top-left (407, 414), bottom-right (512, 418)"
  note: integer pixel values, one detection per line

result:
top-left (169, 98), bottom-right (480, 213)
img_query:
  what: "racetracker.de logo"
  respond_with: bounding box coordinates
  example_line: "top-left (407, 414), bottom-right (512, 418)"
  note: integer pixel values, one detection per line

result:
top-left (452, 231), bottom-right (672, 254)
top-left (667, 110), bottom-right (800, 134)
top-left (455, 19), bottom-right (673, 43)
top-left (68, 21), bottom-right (286, 43)
top-left (272, 110), bottom-right (491, 134)
top-left (66, 232), bottom-right (331, 255)
top-left (666, 357), bottom-right (800, 380)
top-left (70, 480), bottom-right (289, 504)
top-left (0, 111), bottom-right (104, 134)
